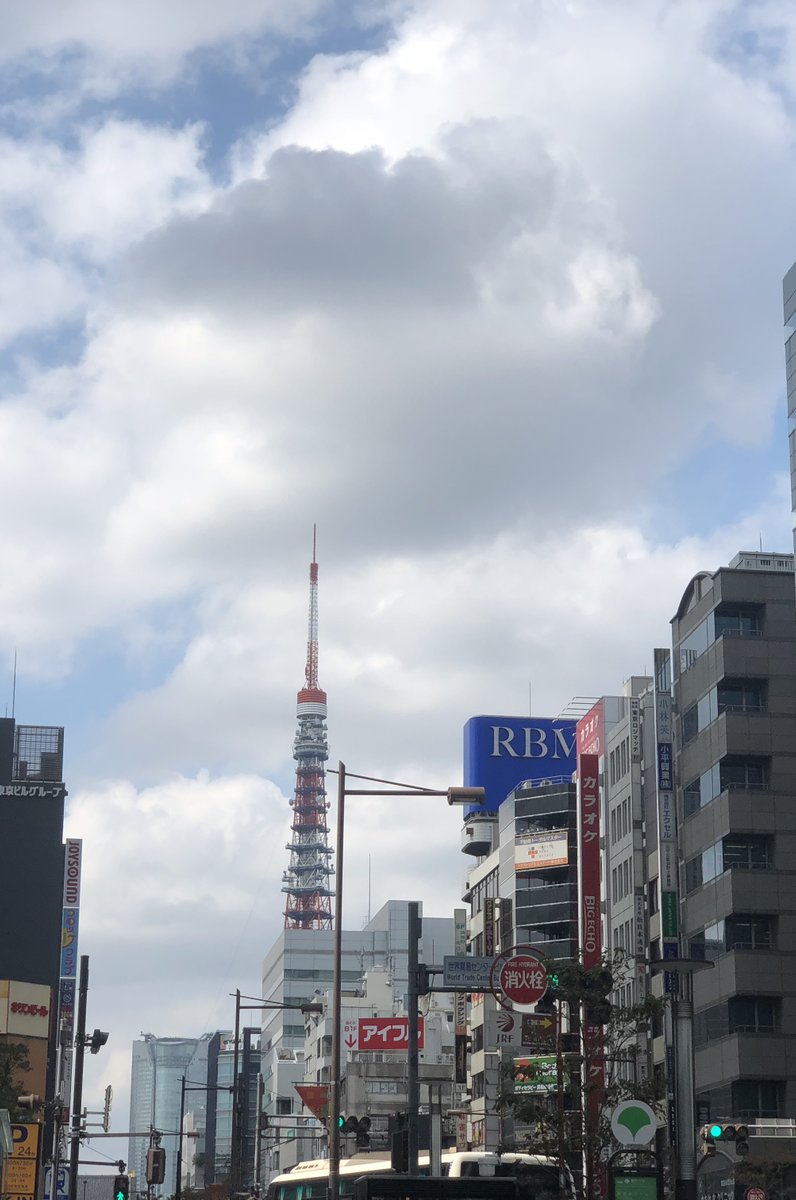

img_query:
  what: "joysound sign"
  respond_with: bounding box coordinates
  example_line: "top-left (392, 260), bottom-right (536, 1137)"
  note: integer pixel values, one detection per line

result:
top-left (489, 947), bottom-right (548, 1012)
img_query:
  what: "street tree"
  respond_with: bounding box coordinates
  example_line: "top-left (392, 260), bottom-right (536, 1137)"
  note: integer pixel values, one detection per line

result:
top-left (0, 1041), bottom-right (32, 1120)
top-left (497, 953), bottom-right (665, 1182)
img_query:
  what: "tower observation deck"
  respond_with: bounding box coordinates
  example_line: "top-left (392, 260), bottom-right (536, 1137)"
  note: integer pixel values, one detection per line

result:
top-left (282, 531), bottom-right (334, 929)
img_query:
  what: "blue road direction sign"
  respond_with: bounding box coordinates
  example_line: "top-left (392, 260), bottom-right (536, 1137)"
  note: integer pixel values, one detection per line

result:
top-left (43, 1165), bottom-right (69, 1200)
top-left (443, 956), bottom-right (494, 990)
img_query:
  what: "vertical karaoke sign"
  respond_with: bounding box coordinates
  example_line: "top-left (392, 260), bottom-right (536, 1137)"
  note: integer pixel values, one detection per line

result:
top-left (58, 838), bottom-right (82, 1116)
top-left (576, 729), bottom-right (607, 1200)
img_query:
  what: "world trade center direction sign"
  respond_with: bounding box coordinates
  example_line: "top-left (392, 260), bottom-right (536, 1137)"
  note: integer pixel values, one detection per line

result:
top-left (443, 956), bottom-right (494, 990)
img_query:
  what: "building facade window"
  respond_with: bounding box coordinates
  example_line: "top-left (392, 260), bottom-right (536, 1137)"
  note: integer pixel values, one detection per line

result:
top-left (694, 997), bottom-right (778, 1045)
top-left (732, 1080), bottom-right (782, 1119)
top-left (723, 835), bottom-right (772, 870)
top-left (683, 757), bottom-right (769, 817)
top-left (678, 606), bottom-right (763, 676)
top-left (690, 915), bottom-right (775, 958)
top-left (729, 996), bottom-right (777, 1034)
top-left (681, 681), bottom-right (767, 746)
top-left (721, 757), bottom-right (768, 791)
top-left (726, 915), bottom-right (775, 951)
top-left (684, 835), bottom-right (772, 892)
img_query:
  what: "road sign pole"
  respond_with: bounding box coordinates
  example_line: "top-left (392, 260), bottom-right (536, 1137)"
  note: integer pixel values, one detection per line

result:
top-left (407, 902), bottom-right (421, 1176)
top-left (555, 998), bottom-right (566, 1200)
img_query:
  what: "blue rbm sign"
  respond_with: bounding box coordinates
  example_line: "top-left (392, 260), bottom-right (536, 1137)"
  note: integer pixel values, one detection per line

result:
top-left (463, 715), bottom-right (577, 813)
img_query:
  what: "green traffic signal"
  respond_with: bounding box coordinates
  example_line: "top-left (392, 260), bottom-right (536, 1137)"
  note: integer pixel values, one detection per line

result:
top-left (709, 1124), bottom-right (722, 1139)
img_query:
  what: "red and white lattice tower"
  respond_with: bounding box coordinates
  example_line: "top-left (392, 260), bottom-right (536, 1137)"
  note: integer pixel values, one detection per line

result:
top-left (282, 529), bottom-right (334, 929)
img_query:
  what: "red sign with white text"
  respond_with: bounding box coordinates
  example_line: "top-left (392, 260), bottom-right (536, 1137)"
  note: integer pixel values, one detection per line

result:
top-left (578, 755), bottom-right (601, 968)
top-left (577, 701), bottom-right (605, 761)
top-left (495, 953), bottom-right (548, 1011)
top-left (357, 1017), bottom-right (424, 1051)
top-left (577, 752), bottom-right (607, 1200)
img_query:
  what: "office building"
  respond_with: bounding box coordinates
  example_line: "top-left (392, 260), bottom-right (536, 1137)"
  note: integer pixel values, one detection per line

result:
top-left (672, 551), bottom-right (796, 1125)
top-left (460, 775), bottom-right (580, 1149)
top-left (272, 966), bottom-right (457, 1171)
top-left (783, 263), bottom-right (796, 547)
top-left (260, 901), bottom-right (455, 1179)
top-left (0, 718), bottom-right (67, 1111)
top-left (129, 1034), bottom-right (210, 1197)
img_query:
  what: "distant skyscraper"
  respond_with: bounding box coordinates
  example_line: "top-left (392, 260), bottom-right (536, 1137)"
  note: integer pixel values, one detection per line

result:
top-left (128, 1035), bottom-right (209, 1197)
top-left (282, 530), bottom-right (333, 929)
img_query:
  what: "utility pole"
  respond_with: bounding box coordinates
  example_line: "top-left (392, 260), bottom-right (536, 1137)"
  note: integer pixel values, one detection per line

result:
top-left (68, 956), bottom-right (89, 1200)
top-left (407, 902), bottom-right (421, 1176)
top-left (231, 990), bottom-right (241, 1194)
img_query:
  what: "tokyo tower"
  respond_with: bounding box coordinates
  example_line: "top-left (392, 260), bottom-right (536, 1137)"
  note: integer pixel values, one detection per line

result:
top-left (282, 529), bottom-right (334, 929)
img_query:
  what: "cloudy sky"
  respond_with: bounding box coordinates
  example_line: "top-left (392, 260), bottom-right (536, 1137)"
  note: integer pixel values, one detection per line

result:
top-left (4, 0), bottom-right (796, 1158)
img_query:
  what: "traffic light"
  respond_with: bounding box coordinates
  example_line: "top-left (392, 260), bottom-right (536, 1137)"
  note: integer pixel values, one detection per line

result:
top-left (707, 1124), bottom-right (750, 1156)
top-left (341, 1116), bottom-right (371, 1147)
top-left (146, 1147), bottom-right (166, 1186)
top-left (536, 971), bottom-right (559, 1015)
top-left (390, 1114), bottom-right (409, 1172)
top-left (700, 1127), bottom-right (716, 1157)
top-left (113, 1175), bottom-right (129, 1200)
top-left (89, 1029), bottom-right (109, 1055)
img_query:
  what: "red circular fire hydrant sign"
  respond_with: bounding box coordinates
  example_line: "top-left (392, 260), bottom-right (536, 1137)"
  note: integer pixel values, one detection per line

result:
top-left (490, 950), bottom-right (548, 1012)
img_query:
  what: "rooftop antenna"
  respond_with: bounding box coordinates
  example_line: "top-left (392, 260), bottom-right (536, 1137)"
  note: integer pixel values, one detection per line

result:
top-left (11, 649), bottom-right (17, 719)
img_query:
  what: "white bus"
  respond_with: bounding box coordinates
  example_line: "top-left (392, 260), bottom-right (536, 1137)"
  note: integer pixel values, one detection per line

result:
top-left (267, 1151), bottom-right (574, 1200)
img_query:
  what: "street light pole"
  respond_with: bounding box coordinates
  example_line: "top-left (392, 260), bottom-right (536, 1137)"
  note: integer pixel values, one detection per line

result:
top-left (175, 1076), bottom-right (186, 1200)
top-left (407, 903), bottom-right (421, 1176)
top-left (326, 764), bottom-right (484, 1200)
top-left (68, 956), bottom-right (89, 1200)
top-left (328, 763), bottom-right (345, 1200)
top-left (649, 957), bottom-right (715, 1200)
top-left (231, 989), bottom-right (241, 1194)
top-left (229, 995), bottom-right (324, 1195)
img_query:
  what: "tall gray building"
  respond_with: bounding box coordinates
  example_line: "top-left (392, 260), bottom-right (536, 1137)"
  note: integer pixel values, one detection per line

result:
top-left (783, 264), bottom-right (796, 546)
top-left (260, 900), bottom-right (454, 1181)
top-left (671, 551), bottom-right (796, 1123)
top-left (128, 1034), bottom-right (210, 1197)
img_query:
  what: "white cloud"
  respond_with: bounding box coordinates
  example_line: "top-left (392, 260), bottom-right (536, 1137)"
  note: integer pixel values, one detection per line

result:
top-left (0, 0), bottom-right (338, 88)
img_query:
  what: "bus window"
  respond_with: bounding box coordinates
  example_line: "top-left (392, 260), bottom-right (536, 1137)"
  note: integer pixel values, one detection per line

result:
top-left (502, 1165), bottom-right (559, 1200)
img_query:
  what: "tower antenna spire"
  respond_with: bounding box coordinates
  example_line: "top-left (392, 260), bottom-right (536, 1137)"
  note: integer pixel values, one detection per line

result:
top-left (282, 528), bottom-right (333, 930)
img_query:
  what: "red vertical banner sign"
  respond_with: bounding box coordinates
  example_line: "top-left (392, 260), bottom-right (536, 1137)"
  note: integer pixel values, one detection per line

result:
top-left (577, 752), bottom-right (606, 1200)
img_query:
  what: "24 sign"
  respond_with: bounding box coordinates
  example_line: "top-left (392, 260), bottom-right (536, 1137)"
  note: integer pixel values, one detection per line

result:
top-left (357, 1017), bottom-right (425, 1051)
